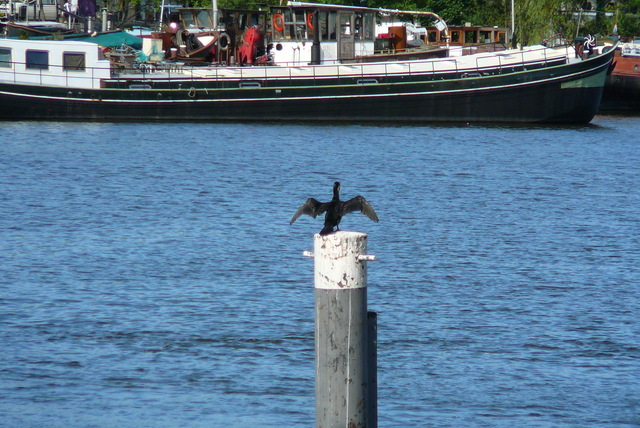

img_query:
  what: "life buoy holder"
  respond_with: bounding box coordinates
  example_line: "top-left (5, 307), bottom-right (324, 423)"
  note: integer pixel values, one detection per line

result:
top-left (306, 12), bottom-right (314, 30)
top-left (219, 32), bottom-right (231, 51)
top-left (188, 87), bottom-right (196, 98)
top-left (273, 13), bottom-right (285, 33)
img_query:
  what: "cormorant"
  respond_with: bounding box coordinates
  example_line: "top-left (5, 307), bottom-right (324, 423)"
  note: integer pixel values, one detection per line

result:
top-left (290, 182), bottom-right (379, 235)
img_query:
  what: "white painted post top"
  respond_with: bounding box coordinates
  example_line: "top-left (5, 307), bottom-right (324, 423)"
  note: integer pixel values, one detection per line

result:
top-left (313, 231), bottom-right (373, 290)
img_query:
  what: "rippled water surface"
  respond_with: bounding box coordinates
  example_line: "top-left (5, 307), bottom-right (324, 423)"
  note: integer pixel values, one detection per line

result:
top-left (1, 117), bottom-right (639, 427)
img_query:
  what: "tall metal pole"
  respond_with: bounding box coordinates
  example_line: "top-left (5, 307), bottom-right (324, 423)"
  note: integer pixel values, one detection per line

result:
top-left (312, 231), bottom-right (375, 428)
top-left (212, 0), bottom-right (218, 30)
top-left (511, 0), bottom-right (516, 48)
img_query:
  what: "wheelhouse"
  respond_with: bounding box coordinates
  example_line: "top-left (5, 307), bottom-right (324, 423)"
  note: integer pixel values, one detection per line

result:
top-left (269, 2), bottom-right (376, 65)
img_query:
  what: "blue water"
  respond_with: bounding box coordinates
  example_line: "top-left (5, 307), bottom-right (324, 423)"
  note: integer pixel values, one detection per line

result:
top-left (1, 117), bottom-right (639, 427)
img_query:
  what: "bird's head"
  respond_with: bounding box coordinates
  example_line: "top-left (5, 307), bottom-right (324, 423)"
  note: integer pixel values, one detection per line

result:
top-left (333, 181), bottom-right (341, 196)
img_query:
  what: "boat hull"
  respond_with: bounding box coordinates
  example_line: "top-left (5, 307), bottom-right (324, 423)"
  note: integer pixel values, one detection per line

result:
top-left (0, 47), bottom-right (614, 123)
top-left (600, 53), bottom-right (640, 112)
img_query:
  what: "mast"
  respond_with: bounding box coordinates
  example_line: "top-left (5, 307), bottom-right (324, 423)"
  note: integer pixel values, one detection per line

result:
top-left (159, 0), bottom-right (165, 30)
top-left (213, 0), bottom-right (218, 29)
top-left (511, 0), bottom-right (516, 48)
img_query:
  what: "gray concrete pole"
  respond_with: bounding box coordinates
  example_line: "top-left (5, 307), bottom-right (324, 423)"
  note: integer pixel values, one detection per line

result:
top-left (312, 231), bottom-right (375, 428)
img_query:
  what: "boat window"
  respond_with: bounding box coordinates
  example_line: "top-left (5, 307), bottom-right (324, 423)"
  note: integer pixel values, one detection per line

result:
top-left (339, 13), bottom-right (351, 36)
top-left (239, 81), bottom-right (261, 88)
top-left (465, 30), bottom-right (477, 44)
top-left (63, 52), bottom-right (85, 71)
top-left (362, 12), bottom-right (374, 40)
top-left (327, 12), bottom-right (337, 40)
top-left (280, 9), bottom-right (303, 40)
top-left (354, 13), bottom-right (363, 40)
top-left (182, 11), bottom-right (196, 28)
top-left (238, 13), bottom-right (248, 30)
top-left (196, 10), bottom-right (212, 28)
top-left (271, 11), bottom-right (281, 38)
top-left (310, 10), bottom-right (336, 41)
top-left (275, 9), bottom-right (336, 41)
top-left (293, 10), bottom-right (305, 37)
top-left (0, 48), bottom-right (11, 68)
top-left (283, 10), bottom-right (291, 38)
top-left (357, 78), bottom-right (378, 85)
top-left (283, 9), bottom-right (309, 40)
top-left (26, 50), bottom-right (49, 70)
top-left (302, 10), bottom-right (314, 39)
top-left (319, 11), bottom-right (327, 40)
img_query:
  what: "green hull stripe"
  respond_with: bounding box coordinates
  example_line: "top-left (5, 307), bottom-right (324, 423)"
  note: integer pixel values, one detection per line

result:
top-left (561, 68), bottom-right (607, 89)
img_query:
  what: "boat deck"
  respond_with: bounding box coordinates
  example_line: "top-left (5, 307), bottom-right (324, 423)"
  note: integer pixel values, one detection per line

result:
top-left (96, 45), bottom-right (575, 92)
top-left (0, 37), bottom-right (575, 92)
top-left (174, 45), bottom-right (572, 80)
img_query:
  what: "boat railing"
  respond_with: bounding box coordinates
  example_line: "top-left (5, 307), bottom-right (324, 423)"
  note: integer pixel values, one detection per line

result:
top-left (474, 44), bottom-right (571, 73)
top-left (0, 59), bottom-right (108, 90)
top-left (161, 60), bottom-right (447, 84)
top-left (0, 44), bottom-right (573, 90)
top-left (106, 48), bottom-right (569, 86)
top-left (102, 41), bottom-right (573, 85)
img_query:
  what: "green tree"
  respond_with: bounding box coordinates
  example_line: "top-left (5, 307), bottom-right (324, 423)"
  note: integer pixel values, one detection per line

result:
top-left (577, 0), bottom-right (613, 36)
top-left (426, 0), bottom-right (471, 24)
top-left (615, 0), bottom-right (640, 37)
top-left (513, 0), bottom-right (575, 45)
top-left (112, 0), bottom-right (640, 43)
top-left (367, 0), bottom-right (473, 24)
top-left (467, 0), bottom-right (509, 27)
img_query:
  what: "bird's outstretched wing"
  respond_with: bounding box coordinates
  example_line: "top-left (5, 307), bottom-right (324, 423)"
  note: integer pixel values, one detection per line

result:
top-left (343, 196), bottom-right (379, 222)
top-left (290, 198), bottom-right (330, 224)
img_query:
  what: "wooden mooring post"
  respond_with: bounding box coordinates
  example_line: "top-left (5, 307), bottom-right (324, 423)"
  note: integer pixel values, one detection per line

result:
top-left (305, 231), bottom-right (377, 428)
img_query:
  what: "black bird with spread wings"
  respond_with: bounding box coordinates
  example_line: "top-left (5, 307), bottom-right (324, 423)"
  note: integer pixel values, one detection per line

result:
top-left (290, 182), bottom-right (379, 235)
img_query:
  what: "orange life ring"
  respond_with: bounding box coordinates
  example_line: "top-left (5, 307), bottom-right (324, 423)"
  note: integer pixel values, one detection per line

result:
top-left (273, 13), bottom-right (285, 33)
top-left (306, 12), bottom-right (314, 30)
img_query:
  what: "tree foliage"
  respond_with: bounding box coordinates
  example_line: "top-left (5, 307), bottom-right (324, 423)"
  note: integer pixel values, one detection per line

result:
top-left (515, 0), bottom-right (571, 45)
top-left (114, 0), bottom-right (640, 43)
top-left (615, 0), bottom-right (640, 37)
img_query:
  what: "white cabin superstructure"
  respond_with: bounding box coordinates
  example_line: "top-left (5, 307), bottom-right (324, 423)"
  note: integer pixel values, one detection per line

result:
top-left (266, 2), bottom-right (450, 66)
top-left (0, 38), bottom-right (110, 89)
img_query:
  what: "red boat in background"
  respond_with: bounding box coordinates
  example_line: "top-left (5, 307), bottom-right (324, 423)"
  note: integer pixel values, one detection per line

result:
top-left (600, 38), bottom-right (640, 112)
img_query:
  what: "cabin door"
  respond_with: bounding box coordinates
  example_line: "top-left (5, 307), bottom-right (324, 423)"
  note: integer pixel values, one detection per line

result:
top-left (337, 11), bottom-right (355, 62)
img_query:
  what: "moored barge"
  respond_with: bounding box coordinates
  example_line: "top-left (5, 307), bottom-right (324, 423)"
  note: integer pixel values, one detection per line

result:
top-left (0, 2), bottom-right (617, 123)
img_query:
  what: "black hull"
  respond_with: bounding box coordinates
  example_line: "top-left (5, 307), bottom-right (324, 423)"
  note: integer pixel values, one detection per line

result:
top-left (0, 47), bottom-right (614, 123)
